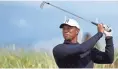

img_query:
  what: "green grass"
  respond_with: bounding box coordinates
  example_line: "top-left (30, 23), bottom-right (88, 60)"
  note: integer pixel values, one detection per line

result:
top-left (0, 48), bottom-right (117, 68)
top-left (0, 48), bottom-right (57, 68)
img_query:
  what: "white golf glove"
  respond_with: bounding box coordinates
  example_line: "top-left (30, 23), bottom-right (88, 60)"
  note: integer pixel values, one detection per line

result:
top-left (95, 18), bottom-right (112, 37)
top-left (103, 24), bottom-right (112, 37)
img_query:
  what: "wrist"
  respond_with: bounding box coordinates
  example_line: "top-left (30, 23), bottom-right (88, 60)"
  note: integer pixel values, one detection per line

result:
top-left (98, 32), bottom-right (103, 37)
top-left (105, 36), bottom-right (112, 39)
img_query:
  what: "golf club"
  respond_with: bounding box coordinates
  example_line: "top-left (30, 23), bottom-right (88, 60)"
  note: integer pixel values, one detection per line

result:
top-left (40, 1), bottom-right (111, 32)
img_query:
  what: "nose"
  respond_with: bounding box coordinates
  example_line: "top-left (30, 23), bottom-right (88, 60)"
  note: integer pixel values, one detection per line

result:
top-left (63, 28), bottom-right (69, 33)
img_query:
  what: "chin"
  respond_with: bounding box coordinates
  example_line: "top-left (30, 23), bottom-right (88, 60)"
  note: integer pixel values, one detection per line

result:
top-left (65, 38), bottom-right (72, 41)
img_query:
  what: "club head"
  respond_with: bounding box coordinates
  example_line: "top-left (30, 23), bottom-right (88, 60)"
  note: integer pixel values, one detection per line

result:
top-left (40, 1), bottom-right (46, 9)
top-left (64, 16), bottom-right (67, 22)
top-left (95, 18), bottom-right (99, 23)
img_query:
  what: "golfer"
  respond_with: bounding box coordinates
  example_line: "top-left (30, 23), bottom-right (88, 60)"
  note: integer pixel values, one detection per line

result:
top-left (53, 18), bottom-right (114, 68)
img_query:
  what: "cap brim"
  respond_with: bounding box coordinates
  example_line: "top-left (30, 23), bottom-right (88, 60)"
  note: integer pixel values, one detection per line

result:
top-left (59, 24), bottom-right (70, 28)
top-left (59, 23), bottom-right (80, 29)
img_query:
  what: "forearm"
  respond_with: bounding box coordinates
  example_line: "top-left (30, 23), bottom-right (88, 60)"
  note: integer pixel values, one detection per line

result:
top-left (105, 36), bottom-right (114, 63)
top-left (79, 32), bottom-right (103, 53)
top-left (92, 37), bottom-right (114, 64)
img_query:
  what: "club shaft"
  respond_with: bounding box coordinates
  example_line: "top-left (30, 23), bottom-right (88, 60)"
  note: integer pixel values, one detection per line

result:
top-left (44, 2), bottom-right (98, 26)
top-left (42, 1), bottom-right (112, 32)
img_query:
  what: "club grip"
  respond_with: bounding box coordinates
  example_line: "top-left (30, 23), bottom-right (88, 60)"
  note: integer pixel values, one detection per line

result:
top-left (91, 22), bottom-right (111, 32)
top-left (91, 21), bottom-right (98, 26)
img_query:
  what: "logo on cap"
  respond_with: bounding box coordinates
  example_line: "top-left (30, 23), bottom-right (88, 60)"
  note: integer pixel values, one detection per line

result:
top-left (65, 19), bottom-right (69, 23)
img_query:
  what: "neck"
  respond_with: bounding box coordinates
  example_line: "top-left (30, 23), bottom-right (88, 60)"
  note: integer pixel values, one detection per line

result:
top-left (71, 37), bottom-right (78, 43)
top-left (66, 37), bottom-right (78, 43)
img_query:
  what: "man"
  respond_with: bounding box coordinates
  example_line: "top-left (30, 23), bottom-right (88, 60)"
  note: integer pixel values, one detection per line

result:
top-left (53, 18), bottom-right (114, 68)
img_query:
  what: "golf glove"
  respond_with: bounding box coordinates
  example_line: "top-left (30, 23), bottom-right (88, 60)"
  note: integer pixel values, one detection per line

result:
top-left (103, 24), bottom-right (112, 37)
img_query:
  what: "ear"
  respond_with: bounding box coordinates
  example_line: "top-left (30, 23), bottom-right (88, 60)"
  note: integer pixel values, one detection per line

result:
top-left (76, 29), bottom-right (80, 35)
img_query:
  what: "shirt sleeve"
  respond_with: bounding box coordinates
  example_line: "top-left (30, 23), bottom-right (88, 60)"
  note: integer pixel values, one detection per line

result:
top-left (91, 36), bottom-right (114, 64)
top-left (53, 32), bottom-right (103, 59)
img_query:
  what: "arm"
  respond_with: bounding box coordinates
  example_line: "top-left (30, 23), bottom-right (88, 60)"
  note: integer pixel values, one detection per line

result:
top-left (53, 32), bottom-right (103, 59)
top-left (91, 36), bottom-right (114, 64)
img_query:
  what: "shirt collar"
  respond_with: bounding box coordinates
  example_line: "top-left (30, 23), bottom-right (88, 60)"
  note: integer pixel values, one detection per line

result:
top-left (64, 40), bottom-right (79, 44)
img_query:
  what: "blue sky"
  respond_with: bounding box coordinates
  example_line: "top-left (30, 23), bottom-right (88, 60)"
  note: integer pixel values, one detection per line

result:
top-left (0, 1), bottom-right (118, 50)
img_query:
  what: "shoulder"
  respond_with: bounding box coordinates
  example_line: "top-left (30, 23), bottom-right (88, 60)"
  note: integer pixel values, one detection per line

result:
top-left (53, 44), bottom-right (64, 52)
top-left (52, 44), bottom-right (64, 56)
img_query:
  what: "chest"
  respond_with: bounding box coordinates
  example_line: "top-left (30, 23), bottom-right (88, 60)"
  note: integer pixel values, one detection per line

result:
top-left (57, 50), bottom-right (93, 68)
top-left (63, 50), bottom-right (92, 62)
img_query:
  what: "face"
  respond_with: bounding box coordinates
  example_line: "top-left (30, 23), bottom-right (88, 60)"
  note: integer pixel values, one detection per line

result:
top-left (62, 25), bottom-right (80, 41)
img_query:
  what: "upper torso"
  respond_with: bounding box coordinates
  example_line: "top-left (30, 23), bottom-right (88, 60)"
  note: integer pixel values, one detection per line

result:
top-left (53, 33), bottom-right (114, 68)
top-left (54, 43), bottom-right (94, 68)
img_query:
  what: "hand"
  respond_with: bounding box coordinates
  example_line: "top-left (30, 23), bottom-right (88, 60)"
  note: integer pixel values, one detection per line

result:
top-left (103, 24), bottom-right (111, 32)
top-left (104, 27), bottom-right (112, 37)
top-left (97, 24), bottom-right (104, 33)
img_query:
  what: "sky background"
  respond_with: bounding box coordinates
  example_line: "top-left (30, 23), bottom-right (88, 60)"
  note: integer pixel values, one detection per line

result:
top-left (0, 1), bottom-right (118, 51)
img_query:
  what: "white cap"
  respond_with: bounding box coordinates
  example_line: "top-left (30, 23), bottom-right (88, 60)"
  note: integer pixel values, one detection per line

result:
top-left (60, 18), bottom-right (80, 29)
